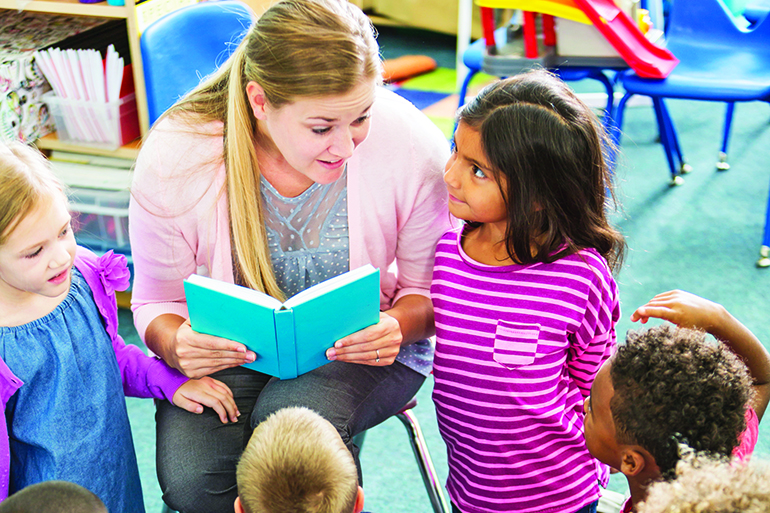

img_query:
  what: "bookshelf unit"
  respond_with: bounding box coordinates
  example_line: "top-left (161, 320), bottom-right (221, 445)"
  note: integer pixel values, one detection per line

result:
top-left (1, 0), bottom-right (145, 158)
top-left (0, 0), bottom-right (282, 159)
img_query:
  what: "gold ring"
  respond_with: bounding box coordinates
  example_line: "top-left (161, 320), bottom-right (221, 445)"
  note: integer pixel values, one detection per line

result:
top-left (375, 349), bottom-right (380, 363)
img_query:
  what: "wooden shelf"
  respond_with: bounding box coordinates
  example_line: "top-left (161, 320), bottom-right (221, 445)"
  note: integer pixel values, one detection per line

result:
top-left (0, 0), bottom-right (129, 17)
top-left (2, 0), bottom-right (150, 135)
top-left (35, 132), bottom-right (141, 160)
top-left (116, 290), bottom-right (132, 309)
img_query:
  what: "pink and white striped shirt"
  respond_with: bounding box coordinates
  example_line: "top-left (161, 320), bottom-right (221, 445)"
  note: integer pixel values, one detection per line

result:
top-left (431, 228), bottom-right (620, 513)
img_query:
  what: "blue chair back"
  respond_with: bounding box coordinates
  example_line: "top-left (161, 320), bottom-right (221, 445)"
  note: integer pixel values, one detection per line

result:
top-left (140, 0), bottom-right (255, 125)
top-left (667, 0), bottom-right (770, 58)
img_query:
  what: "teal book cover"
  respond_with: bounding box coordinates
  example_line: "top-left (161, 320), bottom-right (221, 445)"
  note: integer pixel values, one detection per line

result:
top-left (183, 265), bottom-right (380, 379)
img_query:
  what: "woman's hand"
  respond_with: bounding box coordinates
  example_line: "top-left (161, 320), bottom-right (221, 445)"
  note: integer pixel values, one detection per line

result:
top-left (325, 312), bottom-right (403, 366)
top-left (172, 376), bottom-right (239, 424)
top-left (170, 319), bottom-right (257, 378)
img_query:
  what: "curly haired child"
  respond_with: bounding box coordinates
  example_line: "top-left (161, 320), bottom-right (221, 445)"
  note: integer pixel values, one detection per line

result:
top-left (583, 290), bottom-right (770, 513)
top-left (638, 456), bottom-right (770, 513)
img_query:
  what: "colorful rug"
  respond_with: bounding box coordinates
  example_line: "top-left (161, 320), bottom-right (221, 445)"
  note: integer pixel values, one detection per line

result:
top-left (386, 67), bottom-right (497, 138)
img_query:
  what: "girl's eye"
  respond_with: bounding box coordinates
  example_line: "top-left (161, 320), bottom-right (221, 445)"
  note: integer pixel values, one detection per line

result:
top-left (311, 127), bottom-right (332, 135)
top-left (472, 165), bottom-right (486, 179)
top-left (353, 114), bottom-right (370, 125)
top-left (25, 247), bottom-right (42, 259)
top-left (59, 225), bottom-right (70, 238)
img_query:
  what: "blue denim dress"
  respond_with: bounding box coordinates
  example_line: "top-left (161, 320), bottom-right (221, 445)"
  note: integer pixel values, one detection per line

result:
top-left (0, 268), bottom-right (144, 513)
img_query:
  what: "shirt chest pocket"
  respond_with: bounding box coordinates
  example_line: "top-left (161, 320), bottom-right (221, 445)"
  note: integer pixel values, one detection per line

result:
top-left (493, 321), bottom-right (541, 369)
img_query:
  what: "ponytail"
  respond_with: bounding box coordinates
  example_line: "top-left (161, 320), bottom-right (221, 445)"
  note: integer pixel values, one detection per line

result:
top-left (224, 43), bottom-right (284, 300)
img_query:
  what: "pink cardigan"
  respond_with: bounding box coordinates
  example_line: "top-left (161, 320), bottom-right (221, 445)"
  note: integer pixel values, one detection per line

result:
top-left (129, 87), bottom-right (454, 340)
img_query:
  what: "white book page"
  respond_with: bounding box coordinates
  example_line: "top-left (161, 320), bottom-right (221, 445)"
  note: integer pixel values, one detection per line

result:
top-left (283, 264), bottom-right (376, 308)
top-left (187, 274), bottom-right (283, 310)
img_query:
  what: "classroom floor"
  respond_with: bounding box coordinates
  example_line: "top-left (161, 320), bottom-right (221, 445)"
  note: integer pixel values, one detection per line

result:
top-left (121, 24), bottom-right (770, 513)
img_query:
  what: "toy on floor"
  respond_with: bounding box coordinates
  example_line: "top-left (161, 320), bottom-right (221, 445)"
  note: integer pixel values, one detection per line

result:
top-left (476, 0), bottom-right (678, 79)
top-left (381, 55), bottom-right (437, 83)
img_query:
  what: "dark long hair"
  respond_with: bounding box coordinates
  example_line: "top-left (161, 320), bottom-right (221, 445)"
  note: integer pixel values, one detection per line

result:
top-left (458, 69), bottom-right (625, 272)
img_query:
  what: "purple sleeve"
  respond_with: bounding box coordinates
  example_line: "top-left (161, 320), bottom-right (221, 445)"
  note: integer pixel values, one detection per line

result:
top-left (74, 247), bottom-right (189, 402)
top-left (112, 332), bottom-right (188, 401)
top-left (567, 255), bottom-right (620, 399)
top-left (0, 360), bottom-right (22, 503)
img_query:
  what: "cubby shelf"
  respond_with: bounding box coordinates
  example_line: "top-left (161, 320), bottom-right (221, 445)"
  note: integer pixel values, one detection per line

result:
top-left (1, 0), bottom-right (148, 157)
top-left (35, 133), bottom-right (142, 159)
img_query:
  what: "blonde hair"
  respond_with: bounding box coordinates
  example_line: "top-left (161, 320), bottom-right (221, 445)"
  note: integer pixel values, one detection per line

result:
top-left (236, 407), bottom-right (359, 513)
top-left (164, 0), bottom-right (381, 300)
top-left (0, 142), bottom-right (66, 245)
top-left (639, 457), bottom-right (770, 513)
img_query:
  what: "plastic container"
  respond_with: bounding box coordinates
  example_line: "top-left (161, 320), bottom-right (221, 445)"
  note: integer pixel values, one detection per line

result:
top-left (42, 92), bottom-right (140, 150)
top-left (68, 186), bottom-right (131, 254)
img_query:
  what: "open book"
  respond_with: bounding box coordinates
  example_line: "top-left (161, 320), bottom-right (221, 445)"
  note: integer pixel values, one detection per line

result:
top-left (184, 265), bottom-right (380, 379)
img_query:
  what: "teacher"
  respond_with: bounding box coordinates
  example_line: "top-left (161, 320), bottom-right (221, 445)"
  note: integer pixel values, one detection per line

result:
top-left (128, 0), bottom-right (452, 511)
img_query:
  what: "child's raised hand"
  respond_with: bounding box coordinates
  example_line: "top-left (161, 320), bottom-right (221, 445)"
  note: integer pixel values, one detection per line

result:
top-left (632, 289), bottom-right (770, 422)
top-left (172, 376), bottom-right (239, 424)
top-left (630, 289), bottom-right (725, 332)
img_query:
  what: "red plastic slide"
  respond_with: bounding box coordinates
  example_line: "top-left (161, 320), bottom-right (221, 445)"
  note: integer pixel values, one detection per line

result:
top-left (572, 0), bottom-right (678, 78)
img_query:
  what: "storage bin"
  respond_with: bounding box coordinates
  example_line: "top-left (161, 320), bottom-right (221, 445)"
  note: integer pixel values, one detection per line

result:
top-left (42, 91), bottom-right (140, 149)
top-left (68, 186), bottom-right (131, 255)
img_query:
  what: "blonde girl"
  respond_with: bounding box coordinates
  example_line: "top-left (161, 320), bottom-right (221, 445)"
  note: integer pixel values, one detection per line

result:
top-left (0, 142), bottom-right (236, 512)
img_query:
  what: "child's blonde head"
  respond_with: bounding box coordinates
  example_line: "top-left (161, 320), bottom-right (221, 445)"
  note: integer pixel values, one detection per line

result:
top-left (0, 480), bottom-right (107, 513)
top-left (639, 457), bottom-right (770, 513)
top-left (236, 407), bottom-right (359, 513)
top-left (0, 142), bottom-right (66, 246)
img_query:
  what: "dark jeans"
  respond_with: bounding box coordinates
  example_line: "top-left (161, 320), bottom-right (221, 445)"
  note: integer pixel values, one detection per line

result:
top-left (451, 500), bottom-right (598, 513)
top-left (156, 360), bottom-right (424, 513)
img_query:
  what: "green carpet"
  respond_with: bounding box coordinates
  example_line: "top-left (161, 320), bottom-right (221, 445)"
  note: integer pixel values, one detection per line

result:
top-left (121, 71), bottom-right (770, 512)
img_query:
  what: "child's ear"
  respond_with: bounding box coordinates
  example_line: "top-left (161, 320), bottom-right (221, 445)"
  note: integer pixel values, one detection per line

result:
top-left (353, 486), bottom-right (365, 513)
top-left (619, 448), bottom-right (646, 477)
top-left (234, 496), bottom-right (245, 513)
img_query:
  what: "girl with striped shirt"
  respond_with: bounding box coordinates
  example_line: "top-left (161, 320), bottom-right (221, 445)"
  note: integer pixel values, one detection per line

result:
top-left (431, 70), bottom-right (626, 513)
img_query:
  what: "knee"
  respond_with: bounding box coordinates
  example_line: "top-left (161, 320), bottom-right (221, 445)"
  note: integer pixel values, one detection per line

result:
top-left (250, 391), bottom-right (284, 428)
top-left (159, 465), bottom-right (237, 513)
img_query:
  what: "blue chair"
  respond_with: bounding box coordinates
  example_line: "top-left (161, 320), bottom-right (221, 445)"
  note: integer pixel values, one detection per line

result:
top-left (140, 0), bottom-right (256, 126)
top-left (744, 0), bottom-right (770, 26)
top-left (761, 190), bottom-right (770, 267)
top-left (613, 0), bottom-right (770, 184)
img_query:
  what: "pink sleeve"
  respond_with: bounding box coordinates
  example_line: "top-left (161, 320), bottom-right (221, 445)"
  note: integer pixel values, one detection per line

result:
top-left (392, 138), bottom-right (454, 303)
top-left (128, 119), bottom-right (231, 341)
top-left (348, 88), bottom-right (455, 305)
top-left (733, 407), bottom-right (759, 463)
